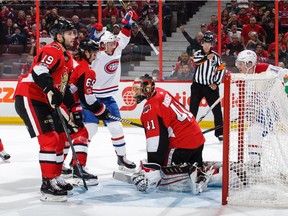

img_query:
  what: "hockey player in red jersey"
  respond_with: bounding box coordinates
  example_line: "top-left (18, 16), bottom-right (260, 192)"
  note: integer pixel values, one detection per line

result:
top-left (130, 74), bottom-right (212, 194)
top-left (63, 39), bottom-right (111, 186)
top-left (14, 19), bottom-right (77, 202)
top-left (0, 138), bottom-right (10, 161)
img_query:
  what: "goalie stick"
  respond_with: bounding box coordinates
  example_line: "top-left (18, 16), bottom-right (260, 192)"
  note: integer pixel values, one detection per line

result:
top-left (56, 107), bottom-right (88, 191)
top-left (119, 0), bottom-right (159, 55)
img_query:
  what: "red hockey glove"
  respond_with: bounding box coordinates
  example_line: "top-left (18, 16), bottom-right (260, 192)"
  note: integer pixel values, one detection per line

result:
top-left (70, 103), bottom-right (83, 128)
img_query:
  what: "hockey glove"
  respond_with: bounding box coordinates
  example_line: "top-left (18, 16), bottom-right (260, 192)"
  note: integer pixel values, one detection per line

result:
top-left (121, 10), bottom-right (139, 29)
top-left (69, 103), bottom-right (83, 128)
top-left (94, 104), bottom-right (111, 120)
top-left (45, 87), bottom-right (63, 109)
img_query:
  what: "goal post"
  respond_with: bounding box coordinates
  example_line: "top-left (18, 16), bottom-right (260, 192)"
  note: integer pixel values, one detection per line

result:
top-left (222, 71), bottom-right (288, 207)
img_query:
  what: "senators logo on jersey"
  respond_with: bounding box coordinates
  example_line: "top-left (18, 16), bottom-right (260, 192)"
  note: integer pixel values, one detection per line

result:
top-left (104, 60), bottom-right (119, 74)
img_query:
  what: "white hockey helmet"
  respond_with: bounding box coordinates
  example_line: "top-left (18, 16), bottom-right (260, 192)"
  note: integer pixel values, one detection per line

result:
top-left (100, 31), bottom-right (116, 43)
top-left (236, 50), bottom-right (257, 68)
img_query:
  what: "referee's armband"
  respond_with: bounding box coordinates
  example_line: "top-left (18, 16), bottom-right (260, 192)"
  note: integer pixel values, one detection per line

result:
top-left (217, 63), bottom-right (225, 71)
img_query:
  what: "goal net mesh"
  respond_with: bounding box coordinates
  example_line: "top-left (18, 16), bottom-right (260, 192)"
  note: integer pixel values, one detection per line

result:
top-left (224, 72), bottom-right (288, 207)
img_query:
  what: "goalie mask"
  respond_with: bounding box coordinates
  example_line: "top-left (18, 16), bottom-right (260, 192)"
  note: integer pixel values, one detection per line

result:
top-left (132, 74), bottom-right (155, 104)
top-left (235, 50), bottom-right (257, 74)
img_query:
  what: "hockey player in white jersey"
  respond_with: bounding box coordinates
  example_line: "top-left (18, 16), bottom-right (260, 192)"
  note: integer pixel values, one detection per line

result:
top-left (82, 10), bottom-right (139, 171)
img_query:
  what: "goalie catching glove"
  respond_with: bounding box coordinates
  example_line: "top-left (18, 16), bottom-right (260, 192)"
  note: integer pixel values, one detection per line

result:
top-left (121, 10), bottom-right (138, 29)
top-left (131, 160), bottom-right (161, 193)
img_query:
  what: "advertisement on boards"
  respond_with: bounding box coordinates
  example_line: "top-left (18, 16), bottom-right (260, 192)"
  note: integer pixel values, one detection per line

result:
top-left (0, 80), bottom-right (224, 124)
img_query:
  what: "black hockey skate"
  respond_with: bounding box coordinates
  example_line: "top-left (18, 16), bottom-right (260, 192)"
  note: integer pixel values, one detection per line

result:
top-left (117, 155), bottom-right (136, 171)
top-left (0, 150), bottom-right (10, 161)
top-left (73, 165), bottom-right (98, 186)
top-left (61, 164), bottom-right (72, 177)
top-left (40, 178), bottom-right (68, 202)
top-left (55, 176), bottom-right (73, 191)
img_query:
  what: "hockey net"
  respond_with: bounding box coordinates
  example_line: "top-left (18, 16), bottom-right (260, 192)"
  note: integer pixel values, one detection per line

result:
top-left (222, 71), bottom-right (288, 207)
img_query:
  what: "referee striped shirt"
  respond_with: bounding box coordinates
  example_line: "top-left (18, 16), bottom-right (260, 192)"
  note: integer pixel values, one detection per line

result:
top-left (192, 49), bottom-right (225, 85)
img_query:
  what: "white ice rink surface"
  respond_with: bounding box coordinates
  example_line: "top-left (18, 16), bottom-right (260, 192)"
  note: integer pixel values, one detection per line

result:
top-left (0, 125), bottom-right (287, 216)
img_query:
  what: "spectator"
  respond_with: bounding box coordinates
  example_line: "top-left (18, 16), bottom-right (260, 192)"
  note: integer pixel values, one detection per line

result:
top-left (241, 16), bottom-right (267, 48)
top-left (200, 23), bottom-right (208, 34)
top-left (15, 10), bottom-right (26, 30)
top-left (177, 64), bottom-right (194, 81)
top-left (207, 15), bottom-right (219, 34)
top-left (40, 18), bottom-right (49, 33)
top-left (103, 0), bottom-right (119, 18)
top-left (246, 31), bottom-right (262, 51)
top-left (129, 24), bottom-right (150, 56)
top-left (71, 15), bottom-right (86, 31)
top-left (226, 33), bottom-right (244, 56)
top-left (263, 19), bottom-right (276, 46)
top-left (221, 8), bottom-right (230, 27)
top-left (225, 13), bottom-right (243, 32)
top-left (44, 8), bottom-right (58, 30)
top-left (112, 24), bottom-right (121, 35)
top-left (141, 8), bottom-right (159, 30)
top-left (105, 15), bottom-right (119, 33)
top-left (227, 0), bottom-right (240, 15)
top-left (86, 15), bottom-right (97, 31)
top-left (7, 26), bottom-right (27, 46)
top-left (3, 18), bottom-right (15, 43)
top-left (0, 5), bottom-right (14, 22)
top-left (152, 69), bottom-right (160, 81)
top-left (180, 25), bottom-right (203, 56)
top-left (227, 24), bottom-right (242, 43)
top-left (237, 7), bottom-right (250, 25)
top-left (171, 52), bottom-right (194, 77)
top-left (255, 42), bottom-right (269, 63)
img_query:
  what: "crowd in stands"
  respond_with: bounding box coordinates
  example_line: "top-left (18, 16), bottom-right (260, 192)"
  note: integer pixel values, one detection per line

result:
top-left (0, 0), bottom-right (287, 80)
top-left (172, 0), bottom-right (288, 78)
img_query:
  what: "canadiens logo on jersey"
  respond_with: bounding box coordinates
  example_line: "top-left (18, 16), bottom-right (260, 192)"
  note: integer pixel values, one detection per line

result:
top-left (143, 104), bottom-right (151, 114)
top-left (104, 59), bottom-right (119, 74)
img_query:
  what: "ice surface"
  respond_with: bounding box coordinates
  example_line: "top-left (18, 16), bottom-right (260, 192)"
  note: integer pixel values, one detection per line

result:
top-left (0, 125), bottom-right (287, 216)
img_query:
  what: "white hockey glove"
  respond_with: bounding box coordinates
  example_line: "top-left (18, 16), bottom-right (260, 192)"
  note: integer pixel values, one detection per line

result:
top-left (131, 160), bottom-right (161, 193)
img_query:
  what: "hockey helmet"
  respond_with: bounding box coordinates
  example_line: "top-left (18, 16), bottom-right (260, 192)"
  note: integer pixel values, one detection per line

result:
top-left (202, 31), bottom-right (214, 44)
top-left (100, 31), bottom-right (116, 43)
top-left (49, 19), bottom-right (77, 39)
top-left (132, 74), bottom-right (155, 104)
top-left (235, 50), bottom-right (257, 69)
top-left (78, 39), bottom-right (99, 53)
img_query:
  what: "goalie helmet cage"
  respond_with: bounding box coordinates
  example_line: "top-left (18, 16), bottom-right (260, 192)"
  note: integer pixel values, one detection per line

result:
top-left (222, 72), bottom-right (288, 207)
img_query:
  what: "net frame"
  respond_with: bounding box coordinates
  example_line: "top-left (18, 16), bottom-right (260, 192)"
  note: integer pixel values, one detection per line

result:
top-left (222, 72), bottom-right (288, 207)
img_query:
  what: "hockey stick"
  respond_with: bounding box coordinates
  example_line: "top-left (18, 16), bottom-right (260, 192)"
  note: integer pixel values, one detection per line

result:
top-left (56, 107), bottom-right (88, 191)
top-left (108, 113), bottom-right (144, 128)
top-left (202, 124), bottom-right (223, 134)
top-left (197, 97), bottom-right (223, 123)
top-left (113, 171), bottom-right (133, 184)
top-left (119, 0), bottom-right (159, 55)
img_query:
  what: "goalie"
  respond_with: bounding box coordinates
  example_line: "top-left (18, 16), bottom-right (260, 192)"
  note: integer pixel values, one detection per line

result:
top-left (130, 74), bottom-right (215, 194)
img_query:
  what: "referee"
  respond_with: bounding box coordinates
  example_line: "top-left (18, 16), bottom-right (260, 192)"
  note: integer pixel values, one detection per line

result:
top-left (190, 31), bottom-right (225, 142)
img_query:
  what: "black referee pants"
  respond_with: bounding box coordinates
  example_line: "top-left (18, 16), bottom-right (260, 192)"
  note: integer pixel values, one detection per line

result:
top-left (189, 82), bottom-right (223, 138)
